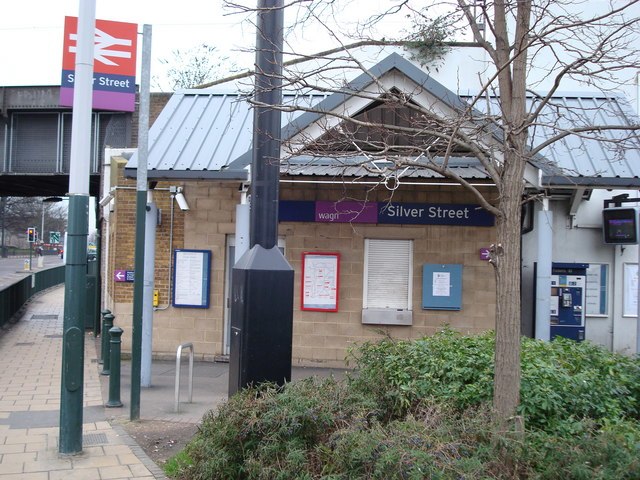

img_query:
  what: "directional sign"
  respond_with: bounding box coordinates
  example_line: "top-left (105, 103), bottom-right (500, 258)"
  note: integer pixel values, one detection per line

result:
top-left (114, 270), bottom-right (134, 282)
top-left (479, 247), bottom-right (491, 261)
top-left (50, 231), bottom-right (61, 244)
top-left (60, 16), bottom-right (138, 112)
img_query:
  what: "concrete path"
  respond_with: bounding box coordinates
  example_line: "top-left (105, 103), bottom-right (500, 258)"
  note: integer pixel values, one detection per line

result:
top-left (0, 284), bottom-right (347, 479)
top-left (0, 286), bottom-right (166, 479)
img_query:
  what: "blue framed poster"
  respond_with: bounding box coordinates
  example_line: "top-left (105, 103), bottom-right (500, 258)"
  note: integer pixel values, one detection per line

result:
top-left (172, 249), bottom-right (211, 308)
top-left (422, 264), bottom-right (463, 310)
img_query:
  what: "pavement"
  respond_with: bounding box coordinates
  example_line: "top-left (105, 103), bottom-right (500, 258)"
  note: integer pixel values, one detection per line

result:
top-left (0, 284), bottom-right (345, 479)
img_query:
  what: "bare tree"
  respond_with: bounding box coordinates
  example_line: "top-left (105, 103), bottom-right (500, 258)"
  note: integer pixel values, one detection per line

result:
top-left (230, 0), bottom-right (640, 422)
top-left (154, 43), bottom-right (239, 91)
top-left (0, 197), bottom-right (67, 249)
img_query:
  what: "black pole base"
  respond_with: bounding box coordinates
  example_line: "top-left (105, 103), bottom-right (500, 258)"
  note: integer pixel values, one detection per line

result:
top-left (228, 245), bottom-right (294, 397)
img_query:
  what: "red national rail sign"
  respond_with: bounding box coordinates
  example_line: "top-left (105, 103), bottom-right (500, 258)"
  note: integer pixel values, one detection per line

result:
top-left (60, 16), bottom-right (138, 112)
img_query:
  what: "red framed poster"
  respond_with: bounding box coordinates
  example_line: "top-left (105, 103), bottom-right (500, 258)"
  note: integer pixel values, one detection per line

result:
top-left (301, 252), bottom-right (340, 312)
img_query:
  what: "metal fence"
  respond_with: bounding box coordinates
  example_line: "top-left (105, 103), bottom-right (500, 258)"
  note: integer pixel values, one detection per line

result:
top-left (0, 265), bottom-right (65, 328)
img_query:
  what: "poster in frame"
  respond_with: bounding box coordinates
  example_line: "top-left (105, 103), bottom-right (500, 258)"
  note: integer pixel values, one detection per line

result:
top-left (172, 249), bottom-right (211, 308)
top-left (301, 252), bottom-right (340, 312)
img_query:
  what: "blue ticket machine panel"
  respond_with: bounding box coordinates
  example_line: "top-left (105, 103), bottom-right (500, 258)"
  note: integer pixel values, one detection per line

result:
top-left (550, 263), bottom-right (588, 341)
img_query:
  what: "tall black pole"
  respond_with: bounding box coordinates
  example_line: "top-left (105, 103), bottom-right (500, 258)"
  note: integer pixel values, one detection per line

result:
top-left (228, 0), bottom-right (294, 395)
top-left (250, 0), bottom-right (283, 249)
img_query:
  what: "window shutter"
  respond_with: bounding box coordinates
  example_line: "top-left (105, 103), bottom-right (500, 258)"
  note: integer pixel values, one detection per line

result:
top-left (364, 239), bottom-right (412, 310)
top-left (11, 113), bottom-right (58, 173)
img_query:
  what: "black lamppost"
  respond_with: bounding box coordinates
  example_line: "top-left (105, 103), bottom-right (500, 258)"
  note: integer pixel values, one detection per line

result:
top-left (228, 0), bottom-right (294, 395)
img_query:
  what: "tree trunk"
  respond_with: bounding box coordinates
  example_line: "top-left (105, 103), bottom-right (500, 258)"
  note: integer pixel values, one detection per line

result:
top-left (492, 155), bottom-right (526, 420)
top-left (490, 0), bottom-right (531, 422)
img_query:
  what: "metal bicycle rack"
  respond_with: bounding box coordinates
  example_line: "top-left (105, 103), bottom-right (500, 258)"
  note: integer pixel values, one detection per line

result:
top-left (174, 342), bottom-right (194, 413)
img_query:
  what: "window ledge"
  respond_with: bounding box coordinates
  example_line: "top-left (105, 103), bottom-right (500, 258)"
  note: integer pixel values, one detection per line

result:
top-left (362, 308), bottom-right (413, 326)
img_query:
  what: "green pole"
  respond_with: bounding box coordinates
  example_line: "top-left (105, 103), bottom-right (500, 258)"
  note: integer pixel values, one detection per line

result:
top-left (130, 23), bottom-right (152, 421)
top-left (106, 326), bottom-right (124, 408)
top-left (59, 194), bottom-right (88, 454)
top-left (99, 309), bottom-right (111, 365)
top-left (130, 191), bottom-right (146, 420)
top-left (58, 0), bottom-right (94, 456)
top-left (101, 313), bottom-right (114, 375)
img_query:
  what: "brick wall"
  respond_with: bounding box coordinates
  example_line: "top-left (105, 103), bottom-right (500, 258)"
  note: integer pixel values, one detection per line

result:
top-left (105, 177), bottom-right (498, 366)
top-left (106, 161), bottom-right (186, 352)
top-left (130, 92), bottom-right (172, 147)
top-left (280, 181), bottom-right (497, 366)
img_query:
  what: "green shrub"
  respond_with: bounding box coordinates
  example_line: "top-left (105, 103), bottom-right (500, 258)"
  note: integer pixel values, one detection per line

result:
top-left (172, 376), bottom-right (378, 479)
top-left (520, 336), bottom-right (640, 431)
top-left (168, 331), bottom-right (640, 479)
top-left (350, 329), bottom-right (640, 432)
top-left (522, 418), bottom-right (640, 479)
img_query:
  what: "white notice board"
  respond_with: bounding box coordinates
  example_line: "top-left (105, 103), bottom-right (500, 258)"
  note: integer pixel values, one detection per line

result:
top-left (172, 249), bottom-right (211, 308)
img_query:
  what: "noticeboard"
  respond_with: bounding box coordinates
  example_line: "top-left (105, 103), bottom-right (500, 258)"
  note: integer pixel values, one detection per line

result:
top-left (422, 264), bottom-right (463, 310)
top-left (172, 249), bottom-right (211, 308)
top-left (301, 252), bottom-right (340, 312)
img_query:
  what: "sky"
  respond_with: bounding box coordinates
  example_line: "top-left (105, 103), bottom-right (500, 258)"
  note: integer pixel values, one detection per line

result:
top-left (2, 1), bottom-right (638, 101)
top-left (0, 0), bottom-right (258, 89)
top-left (0, 0), bottom-right (405, 91)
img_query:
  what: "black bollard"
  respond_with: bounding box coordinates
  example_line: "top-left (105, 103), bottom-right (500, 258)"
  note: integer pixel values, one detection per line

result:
top-left (100, 313), bottom-right (114, 375)
top-left (99, 309), bottom-right (111, 365)
top-left (105, 326), bottom-right (123, 408)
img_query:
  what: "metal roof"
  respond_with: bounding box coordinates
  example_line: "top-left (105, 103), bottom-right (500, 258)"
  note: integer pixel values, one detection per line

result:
top-left (281, 156), bottom-right (492, 183)
top-left (126, 53), bottom-right (640, 188)
top-left (468, 92), bottom-right (640, 187)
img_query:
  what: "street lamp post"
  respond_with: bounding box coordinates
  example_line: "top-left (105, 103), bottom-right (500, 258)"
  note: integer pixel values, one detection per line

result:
top-left (41, 201), bottom-right (45, 244)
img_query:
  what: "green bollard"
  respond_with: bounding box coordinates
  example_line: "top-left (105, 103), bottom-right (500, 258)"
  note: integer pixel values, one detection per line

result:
top-left (99, 309), bottom-right (111, 365)
top-left (100, 314), bottom-right (114, 375)
top-left (106, 326), bottom-right (124, 408)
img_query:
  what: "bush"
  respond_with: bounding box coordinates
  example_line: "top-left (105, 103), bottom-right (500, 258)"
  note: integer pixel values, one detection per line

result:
top-left (349, 329), bottom-right (495, 418)
top-left (167, 332), bottom-right (640, 479)
top-left (350, 329), bottom-right (640, 432)
top-left (173, 376), bottom-right (378, 479)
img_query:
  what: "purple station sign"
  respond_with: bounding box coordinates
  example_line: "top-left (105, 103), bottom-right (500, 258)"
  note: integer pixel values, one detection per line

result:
top-left (114, 270), bottom-right (134, 282)
top-left (280, 200), bottom-right (494, 227)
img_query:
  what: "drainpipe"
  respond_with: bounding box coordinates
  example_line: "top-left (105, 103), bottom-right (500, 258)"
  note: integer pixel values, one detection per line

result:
top-left (141, 192), bottom-right (156, 388)
top-left (535, 198), bottom-right (553, 341)
top-left (235, 182), bottom-right (250, 263)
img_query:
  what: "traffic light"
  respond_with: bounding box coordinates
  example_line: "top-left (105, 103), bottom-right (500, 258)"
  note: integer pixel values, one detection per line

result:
top-left (27, 227), bottom-right (36, 243)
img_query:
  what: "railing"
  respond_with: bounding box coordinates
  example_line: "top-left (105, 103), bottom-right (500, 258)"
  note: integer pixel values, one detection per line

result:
top-left (0, 265), bottom-right (65, 328)
top-left (174, 342), bottom-right (194, 413)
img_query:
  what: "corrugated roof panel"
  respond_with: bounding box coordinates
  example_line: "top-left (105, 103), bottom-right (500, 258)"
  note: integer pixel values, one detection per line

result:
top-left (130, 52), bottom-right (640, 188)
top-left (146, 93), bottom-right (183, 169)
top-left (281, 156), bottom-right (491, 180)
top-left (215, 96), bottom-right (254, 166)
top-left (152, 94), bottom-right (205, 170)
top-left (471, 93), bottom-right (640, 181)
top-left (172, 94), bottom-right (218, 170)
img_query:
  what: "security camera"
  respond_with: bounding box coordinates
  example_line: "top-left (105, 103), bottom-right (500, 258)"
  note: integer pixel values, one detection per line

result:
top-left (98, 193), bottom-right (114, 207)
top-left (175, 188), bottom-right (190, 211)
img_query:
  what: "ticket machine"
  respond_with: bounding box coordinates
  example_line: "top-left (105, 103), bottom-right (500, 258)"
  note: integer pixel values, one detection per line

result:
top-left (550, 263), bottom-right (588, 341)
